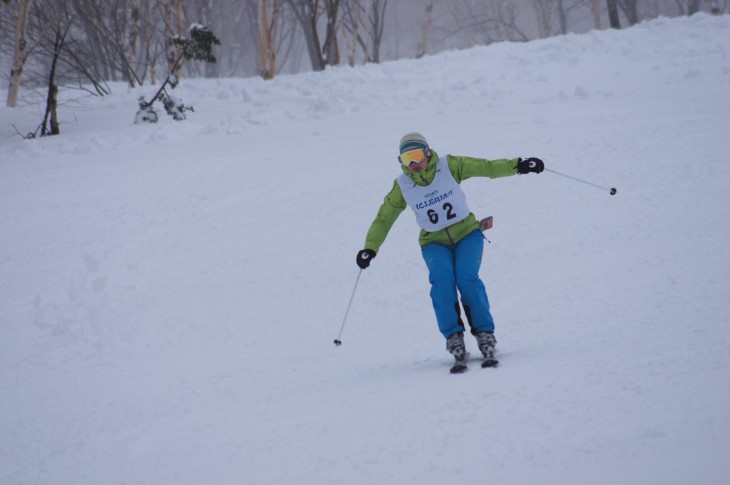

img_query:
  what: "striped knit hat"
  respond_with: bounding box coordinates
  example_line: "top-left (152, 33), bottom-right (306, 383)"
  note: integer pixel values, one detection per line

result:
top-left (399, 132), bottom-right (429, 154)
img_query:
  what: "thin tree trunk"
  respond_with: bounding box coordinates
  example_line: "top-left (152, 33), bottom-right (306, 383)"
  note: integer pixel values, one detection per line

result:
top-left (285, 0), bottom-right (324, 71)
top-left (589, 0), bottom-right (602, 29)
top-left (322, 0), bottom-right (340, 66)
top-left (305, 1), bottom-right (325, 70)
top-left (607, 0), bottom-right (621, 29)
top-left (617, 0), bottom-right (639, 25)
top-left (42, 27), bottom-right (66, 136)
top-left (491, 0), bottom-right (505, 42)
top-left (163, 0), bottom-right (186, 78)
top-left (126, 0), bottom-right (141, 87)
top-left (144, 1), bottom-right (157, 84)
top-left (687, 0), bottom-right (701, 15)
top-left (532, 0), bottom-right (554, 38)
top-left (557, 0), bottom-right (568, 34)
top-left (363, 0), bottom-right (373, 62)
top-left (174, 0), bottom-right (186, 78)
top-left (416, 0), bottom-right (434, 59)
top-left (258, 0), bottom-right (277, 79)
top-left (368, 0), bottom-right (387, 63)
top-left (346, 0), bottom-right (359, 66)
top-left (504, 2), bottom-right (520, 41)
top-left (6, 0), bottom-right (34, 107)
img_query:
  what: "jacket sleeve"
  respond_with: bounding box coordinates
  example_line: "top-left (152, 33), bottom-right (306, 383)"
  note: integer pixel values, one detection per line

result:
top-left (364, 179), bottom-right (407, 253)
top-left (446, 154), bottom-right (520, 182)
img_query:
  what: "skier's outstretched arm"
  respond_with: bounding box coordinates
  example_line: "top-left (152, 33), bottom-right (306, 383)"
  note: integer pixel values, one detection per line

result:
top-left (447, 155), bottom-right (544, 182)
top-left (356, 180), bottom-right (406, 269)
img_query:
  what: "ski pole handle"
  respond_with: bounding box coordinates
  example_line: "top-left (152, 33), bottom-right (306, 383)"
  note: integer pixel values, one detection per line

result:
top-left (545, 168), bottom-right (617, 195)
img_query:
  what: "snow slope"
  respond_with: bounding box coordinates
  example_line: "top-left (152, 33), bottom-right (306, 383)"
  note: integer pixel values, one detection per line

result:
top-left (2, 13), bottom-right (730, 485)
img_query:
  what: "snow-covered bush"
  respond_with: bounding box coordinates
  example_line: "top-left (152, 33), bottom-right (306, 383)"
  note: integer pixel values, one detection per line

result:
top-left (159, 92), bottom-right (193, 121)
top-left (134, 97), bottom-right (158, 124)
top-left (135, 24), bottom-right (220, 124)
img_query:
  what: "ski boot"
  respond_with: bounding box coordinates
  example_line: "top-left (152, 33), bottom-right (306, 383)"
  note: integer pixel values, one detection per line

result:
top-left (446, 332), bottom-right (468, 373)
top-left (475, 331), bottom-right (499, 367)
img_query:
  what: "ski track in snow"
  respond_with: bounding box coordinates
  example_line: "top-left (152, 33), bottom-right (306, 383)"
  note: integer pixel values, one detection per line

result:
top-left (1, 13), bottom-right (730, 485)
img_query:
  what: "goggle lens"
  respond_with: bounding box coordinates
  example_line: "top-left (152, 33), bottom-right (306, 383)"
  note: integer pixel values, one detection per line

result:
top-left (399, 148), bottom-right (427, 166)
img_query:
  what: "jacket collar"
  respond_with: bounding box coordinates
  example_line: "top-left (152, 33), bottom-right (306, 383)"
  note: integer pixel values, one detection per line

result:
top-left (400, 150), bottom-right (439, 186)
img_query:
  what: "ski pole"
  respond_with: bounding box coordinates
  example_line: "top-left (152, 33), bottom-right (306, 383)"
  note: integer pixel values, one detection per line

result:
top-left (334, 269), bottom-right (363, 346)
top-left (545, 168), bottom-right (617, 195)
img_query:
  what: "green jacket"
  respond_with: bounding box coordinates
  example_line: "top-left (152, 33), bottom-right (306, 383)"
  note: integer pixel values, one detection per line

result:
top-left (364, 150), bottom-right (520, 252)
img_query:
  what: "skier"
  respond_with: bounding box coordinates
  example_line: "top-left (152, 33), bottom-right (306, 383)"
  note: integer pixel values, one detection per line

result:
top-left (356, 132), bottom-right (544, 372)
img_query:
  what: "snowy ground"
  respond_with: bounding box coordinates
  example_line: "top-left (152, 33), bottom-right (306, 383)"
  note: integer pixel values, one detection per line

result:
top-left (2, 13), bottom-right (730, 485)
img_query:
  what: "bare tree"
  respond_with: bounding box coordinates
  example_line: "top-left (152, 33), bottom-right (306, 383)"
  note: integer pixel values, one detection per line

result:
top-left (284, 0), bottom-right (324, 70)
top-left (8, 0), bottom-right (723, 97)
top-left (706, 0), bottom-right (728, 14)
top-left (160, 0), bottom-right (187, 78)
top-left (269, 3), bottom-right (305, 74)
top-left (282, 0), bottom-right (342, 70)
top-left (341, 0), bottom-right (359, 65)
top-left (584, 0), bottom-right (602, 29)
top-left (366, 0), bottom-right (386, 62)
top-left (127, 0), bottom-right (141, 82)
top-left (40, 21), bottom-right (71, 136)
top-left (16, 0), bottom-right (112, 99)
top-left (340, 0), bottom-right (387, 63)
top-left (554, 0), bottom-right (592, 34)
top-left (322, 0), bottom-right (339, 65)
top-left (200, 0), bottom-right (300, 78)
top-left (71, 0), bottom-right (148, 88)
top-left (532, 0), bottom-right (556, 38)
top-left (416, 0), bottom-right (434, 58)
top-left (501, 2), bottom-right (521, 41)
top-left (606, 0), bottom-right (620, 28)
top-left (556, 0), bottom-right (568, 34)
top-left (187, 0), bottom-right (260, 77)
top-left (616, 0), bottom-right (638, 25)
top-left (340, 0), bottom-right (364, 64)
top-left (6, 0), bottom-right (55, 107)
top-left (446, 0), bottom-right (527, 46)
top-left (258, 0), bottom-right (277, 79)
top-left (141, 0), bottom-right (161, 84)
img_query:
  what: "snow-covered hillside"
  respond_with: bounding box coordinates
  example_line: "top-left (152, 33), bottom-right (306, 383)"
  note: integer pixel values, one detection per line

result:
top-left (2, 13), bottom-right (729, 485)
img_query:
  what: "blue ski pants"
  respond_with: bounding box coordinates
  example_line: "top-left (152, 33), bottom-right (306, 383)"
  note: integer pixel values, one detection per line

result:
top-left (421, 230), bottom-right (495, 339)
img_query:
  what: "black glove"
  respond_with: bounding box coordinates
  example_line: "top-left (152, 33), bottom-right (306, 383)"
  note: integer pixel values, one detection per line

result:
top-left (356, 249), bottom-right (376, 269)
top-left (517, 157), bottom-right (544, 174)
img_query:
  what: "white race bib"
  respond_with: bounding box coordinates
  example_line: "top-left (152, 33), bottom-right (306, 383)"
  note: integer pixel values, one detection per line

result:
top-left (398, 157), bottom-right (470, 232)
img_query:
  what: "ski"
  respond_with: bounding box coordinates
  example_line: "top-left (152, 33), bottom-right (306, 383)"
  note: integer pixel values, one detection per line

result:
top-left (450, 360), bottom-right (468, 374)
top-left (449, 350), bottom-right (471, 374)
top-left (480, 348), bottom-right (499, 368)
top-left (450, 351), bottom-right (499, 372)
top-left (481, 358), bottom-right (499, 368)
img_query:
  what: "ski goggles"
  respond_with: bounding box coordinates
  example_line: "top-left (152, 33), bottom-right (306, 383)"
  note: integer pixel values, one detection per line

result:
top-left (398, 148), bottom-right (428, 166)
